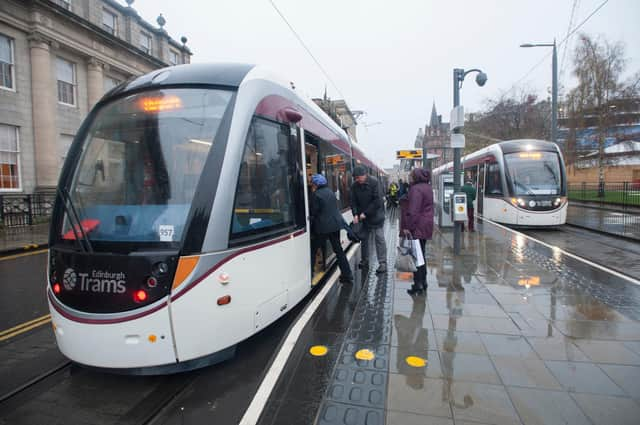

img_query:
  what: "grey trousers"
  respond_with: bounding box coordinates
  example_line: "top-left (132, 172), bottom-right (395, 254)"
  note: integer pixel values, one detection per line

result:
top-left (361, 225), bottom-right (387, 266)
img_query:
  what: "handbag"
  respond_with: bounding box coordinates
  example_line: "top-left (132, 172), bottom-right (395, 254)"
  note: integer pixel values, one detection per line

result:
top-left (349, 221), bottom-right (367, 242)
top-left (395, 236), bottom-right (417, 272)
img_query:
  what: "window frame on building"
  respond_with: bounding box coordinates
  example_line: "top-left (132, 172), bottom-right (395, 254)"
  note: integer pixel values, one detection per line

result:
top-left (0, 33), bottom-right (15, 91)
top-left (140, 32), bottom-right (152, 55)
top-left (102, 9), bottom-right (118, 36)
top-left (53, 0), bottom-right (71, 10)
top-left (56, 57), bottom-right (76, 107)
top-left (0, 124), bottom-right (21, 192)
top-left (169, 50), bottom-right (180, 66)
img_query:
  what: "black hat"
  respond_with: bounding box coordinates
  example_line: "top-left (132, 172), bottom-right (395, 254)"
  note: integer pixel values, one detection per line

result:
top-left (353, 165), bottom-right (366, 177)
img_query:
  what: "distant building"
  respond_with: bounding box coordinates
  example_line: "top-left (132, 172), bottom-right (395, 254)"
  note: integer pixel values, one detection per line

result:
top-left (0, 0), bottom-right (192, 193)
top-left (312, 95), bottom-right (358, 142)
top-left (423, 102), bottom-right (451, 169)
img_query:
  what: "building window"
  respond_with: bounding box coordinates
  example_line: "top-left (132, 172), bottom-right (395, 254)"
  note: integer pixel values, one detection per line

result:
top-left (103, 76), bottom-right (121, 92)
top-left (56, 57), bottom-right (76, 106)
top-left (140, 32), bottom-right (151, 54)
top-left (0, 34), bottom-right (14, 90)
top-left (169, 50), bottom-right (179, 66)
top-left (102, 9), bottom-right (117, 35)
top-left (53, 0), bottom-right (71, 10)
top-left (0, 124), bottom-right (20, 190)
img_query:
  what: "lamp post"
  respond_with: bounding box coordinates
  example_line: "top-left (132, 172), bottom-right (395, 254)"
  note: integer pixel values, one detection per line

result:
top-left (452, 68), bottom-right (487, 255)
top-left (520, 40), bottom-right (557, 144)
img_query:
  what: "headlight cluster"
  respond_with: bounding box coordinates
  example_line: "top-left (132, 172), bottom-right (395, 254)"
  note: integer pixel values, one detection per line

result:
top-left (510, 198), bottom-right (526, 207)
top-left (553, 197), bottom-right (566, 207)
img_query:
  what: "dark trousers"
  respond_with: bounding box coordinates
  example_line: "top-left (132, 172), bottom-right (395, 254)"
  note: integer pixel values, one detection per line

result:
top-left (413, 239), bottom-right (427, 288)
top-left (312, 231), bottom-right (353, 279)
top-left (467, 207), bottom-right (474, 231)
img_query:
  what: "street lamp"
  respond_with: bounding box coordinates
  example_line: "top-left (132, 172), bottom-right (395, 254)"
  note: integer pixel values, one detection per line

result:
top-left (520, 40), bottom-right (557, 144)
top-left (452, 68), bottom-right (487, 255)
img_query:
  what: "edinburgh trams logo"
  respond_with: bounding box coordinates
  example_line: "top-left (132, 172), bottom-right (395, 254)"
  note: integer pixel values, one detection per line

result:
top-left (61, 268), bottom-right (126, 294)
top-left (63, 268), bottom-right (77, 290)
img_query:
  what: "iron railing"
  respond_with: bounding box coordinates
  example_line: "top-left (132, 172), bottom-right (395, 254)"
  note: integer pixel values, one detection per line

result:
top-left (0, 192), bottom-right (56, 228)
top-left (567, 182), bottom-right (640, 240)
top-left (568, 182), bottom-right (640, 209)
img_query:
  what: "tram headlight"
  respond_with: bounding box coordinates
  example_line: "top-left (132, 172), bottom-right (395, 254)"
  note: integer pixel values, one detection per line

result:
top-left (554, 197), bottom-right (566, 207)
top-left (517, 198), bottom-right (526, 207)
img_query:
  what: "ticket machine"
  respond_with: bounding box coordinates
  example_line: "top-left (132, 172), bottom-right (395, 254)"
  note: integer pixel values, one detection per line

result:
top-left (436, 173), bottom-right (455, 228)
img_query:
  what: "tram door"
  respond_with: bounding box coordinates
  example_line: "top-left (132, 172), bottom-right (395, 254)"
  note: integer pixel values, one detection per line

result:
top-left (305, 142), bottom-right (324, 282)
top-left (477, 164), bottom-right (485, 214)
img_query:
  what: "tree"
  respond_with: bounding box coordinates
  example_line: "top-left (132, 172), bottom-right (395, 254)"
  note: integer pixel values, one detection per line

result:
top-left (568, 34), bottom-right (626, 196)
top-left (465, 89), bottom-right (550, 154)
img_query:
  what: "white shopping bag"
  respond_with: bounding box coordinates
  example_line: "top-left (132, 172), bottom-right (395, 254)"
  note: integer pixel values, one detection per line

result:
top-left (411, 239), bottom-right (425, 267)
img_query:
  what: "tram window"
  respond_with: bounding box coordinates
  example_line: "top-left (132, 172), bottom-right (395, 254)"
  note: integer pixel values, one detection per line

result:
top-left (230, 117), bottom-right (303, 242)
top-left (318, 138), bottom-right (350, 209)
top-left (485, 162), bottom-right (503, 196)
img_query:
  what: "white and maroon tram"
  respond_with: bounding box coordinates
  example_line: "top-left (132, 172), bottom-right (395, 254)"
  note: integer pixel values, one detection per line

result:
top-left (47, 63), bottom-right (385, 373)
top-left (433, 140), bottom-right (568, 226)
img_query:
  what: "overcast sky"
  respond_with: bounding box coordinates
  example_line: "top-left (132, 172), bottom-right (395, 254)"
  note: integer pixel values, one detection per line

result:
top-left (127, 0), bottom-right (639, 168)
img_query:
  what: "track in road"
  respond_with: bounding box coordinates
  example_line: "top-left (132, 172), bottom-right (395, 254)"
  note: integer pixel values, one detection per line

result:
top-left (519, 224), bottom-right (640, 281)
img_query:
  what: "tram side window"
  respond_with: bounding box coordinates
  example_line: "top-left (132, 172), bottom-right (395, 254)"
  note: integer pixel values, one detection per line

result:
top-left (485, 162), bottom-right (503, 196)
top-left (230, 118), bottom-right (302, 242)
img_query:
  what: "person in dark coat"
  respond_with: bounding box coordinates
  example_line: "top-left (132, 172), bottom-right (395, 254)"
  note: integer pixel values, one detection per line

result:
top-left (310, 174), bottom-right (353, 283)
top-left (400, 168), bottom-right (434, 295)
top-left (351, 166), bottom-right (387, 274)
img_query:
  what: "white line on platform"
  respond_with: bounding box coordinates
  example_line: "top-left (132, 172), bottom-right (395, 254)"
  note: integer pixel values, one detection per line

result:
top-left (238, 244), bottom-right (358, 425)
top-left (485, 218), bottom-right (640, 286)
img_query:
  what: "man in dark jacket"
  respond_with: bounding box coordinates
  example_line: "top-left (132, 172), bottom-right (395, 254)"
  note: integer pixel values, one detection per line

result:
top-left (310, 174), bottom-right (353, 283)
top-left (461, 179), bottom-right (476, 232)
top-left (351, 166), bottom-right (387, 274)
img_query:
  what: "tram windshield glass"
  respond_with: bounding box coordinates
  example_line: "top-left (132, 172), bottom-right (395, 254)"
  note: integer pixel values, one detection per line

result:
top-left (504, 151), bottom-right (562, 196)
top-left (60, 88), bottom-right (232, 244)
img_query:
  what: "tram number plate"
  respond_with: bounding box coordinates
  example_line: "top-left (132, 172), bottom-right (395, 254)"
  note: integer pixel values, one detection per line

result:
top-left (159, 225), bottom-right (175, 242)
top-left (538, 200), bottom-right (552, 207)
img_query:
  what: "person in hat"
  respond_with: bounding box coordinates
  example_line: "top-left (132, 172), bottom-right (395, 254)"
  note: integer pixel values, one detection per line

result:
top-left (310, 174), bottom-right (353, 283)
top-left (351, 165), bottom-right (387, 274)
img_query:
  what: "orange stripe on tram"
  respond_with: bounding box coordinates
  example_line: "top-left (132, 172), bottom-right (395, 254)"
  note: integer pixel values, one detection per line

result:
top-left (172, 256), bottom-right (200, 290)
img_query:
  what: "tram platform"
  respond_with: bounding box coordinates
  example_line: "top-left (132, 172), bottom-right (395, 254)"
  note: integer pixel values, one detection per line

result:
top-left (0, 223), bottom-right (49, 256)
top-left (256, 217), bottom-right (640, 425)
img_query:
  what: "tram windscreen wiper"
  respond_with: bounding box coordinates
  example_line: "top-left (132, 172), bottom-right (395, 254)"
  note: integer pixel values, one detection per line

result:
top-left (57, 187), bottom-right (94, 253)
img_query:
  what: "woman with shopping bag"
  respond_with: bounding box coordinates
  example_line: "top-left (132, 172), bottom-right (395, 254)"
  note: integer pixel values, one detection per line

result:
top-left (399, 168), bottom-right (434, 295)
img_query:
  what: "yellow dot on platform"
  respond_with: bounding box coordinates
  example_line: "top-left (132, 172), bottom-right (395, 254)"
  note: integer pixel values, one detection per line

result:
top-left (406, 356), bottom-right (427, 367)
top-left (309, 345), bottom-right (328, 357)
top-left (355, 349), bottom-right (375, 361)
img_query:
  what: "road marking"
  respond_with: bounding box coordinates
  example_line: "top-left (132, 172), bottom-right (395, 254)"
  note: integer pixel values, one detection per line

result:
top-left (0, 248), bottom-right (48, 262)
top-left (239, 244), bottom-right (358, 425)
top-left (0, 314), bottom-right (51, 342)
top-left (484, 218), bottom-right (640, 286)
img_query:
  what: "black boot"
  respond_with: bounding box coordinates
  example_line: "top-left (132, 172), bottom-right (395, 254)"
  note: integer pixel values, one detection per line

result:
top-left (407, 284), bottom-right (425, 296)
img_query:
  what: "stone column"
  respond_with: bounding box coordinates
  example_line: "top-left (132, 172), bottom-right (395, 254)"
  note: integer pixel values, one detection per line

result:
top-left (87, 58), bottom-right (104, 108)
top-left (29, 34), bottom-right (58, 190)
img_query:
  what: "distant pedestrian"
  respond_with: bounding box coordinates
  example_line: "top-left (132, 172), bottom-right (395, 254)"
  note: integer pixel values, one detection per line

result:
top-left (310, 174), bottom-right (353, 283)
top-left (398, 179), bottom-right (406, 198)
top-left (461, 179), bottom-right (476, 232)
top-left (351, 166), bottom-right (387, 274)
top-left (400, 168), bottom-right (434, 295)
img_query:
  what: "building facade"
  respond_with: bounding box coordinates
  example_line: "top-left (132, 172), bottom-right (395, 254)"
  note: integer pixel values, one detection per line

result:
top-left (0, 0), bottom-right (191, 194)
top-left (423, 102), bottom-right (450, 169)
top-left (312, 96), bottom-right (358, 143)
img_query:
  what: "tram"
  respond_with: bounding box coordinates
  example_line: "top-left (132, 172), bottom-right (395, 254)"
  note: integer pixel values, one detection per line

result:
top-left (47, 63), bottom-right (385, 373)
top-left (432, 140), bottom-right (567, 226)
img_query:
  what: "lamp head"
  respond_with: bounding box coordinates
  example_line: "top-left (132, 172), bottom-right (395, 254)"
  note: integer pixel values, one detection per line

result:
top-left (475, 72), bottom-right (488, 87)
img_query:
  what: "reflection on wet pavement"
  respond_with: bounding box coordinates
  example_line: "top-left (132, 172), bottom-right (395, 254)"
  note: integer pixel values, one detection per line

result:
top-left (389, 219), bottom-right (640, 425)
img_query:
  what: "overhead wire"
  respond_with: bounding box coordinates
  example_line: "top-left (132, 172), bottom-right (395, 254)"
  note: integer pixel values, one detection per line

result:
top-left (267, 0), bottom-right (346, 100)
top-left (560, 0), bottom-right (580, 80)
top-left (505, 0), bottom-right (609, 97)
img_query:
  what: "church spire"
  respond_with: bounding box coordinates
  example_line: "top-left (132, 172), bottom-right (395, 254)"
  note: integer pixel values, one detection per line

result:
top-left (429, 101), bottom-right (438, 128)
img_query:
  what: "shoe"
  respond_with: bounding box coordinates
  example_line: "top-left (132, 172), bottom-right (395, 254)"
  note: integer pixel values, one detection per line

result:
top-left (358, 261), bottom-right (369, 270)
top-left (375, 265), bottom-right (387, 274)
top-left (339, 275), bottom-right (354, 283)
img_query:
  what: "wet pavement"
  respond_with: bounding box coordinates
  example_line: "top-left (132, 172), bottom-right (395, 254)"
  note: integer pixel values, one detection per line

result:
top-left (521, 225), bottom-right (640, 281)
top-left (567, 204), bottom-right (640, 241)
top-left (0, 223), bottom-right (49, 255)
top-left (262, 216), bottom-right (640, 425)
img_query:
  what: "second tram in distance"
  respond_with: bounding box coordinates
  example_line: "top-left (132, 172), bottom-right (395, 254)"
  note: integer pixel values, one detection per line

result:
top-left (433, 139), bottom-right (568, 226)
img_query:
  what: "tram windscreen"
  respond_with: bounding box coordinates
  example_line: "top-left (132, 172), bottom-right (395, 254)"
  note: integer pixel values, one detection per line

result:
top-left (61, 88), bottom-right (232, 244)
top-left (504, 151), bottom-right (562, 196)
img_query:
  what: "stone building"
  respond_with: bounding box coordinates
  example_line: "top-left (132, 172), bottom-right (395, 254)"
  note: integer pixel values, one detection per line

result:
top-left (312, 95), bottom-right (359, 143)
top-left (0, 0), bottom-right (191, 194)
top-left (423, 102), bottom-right (450, 169)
